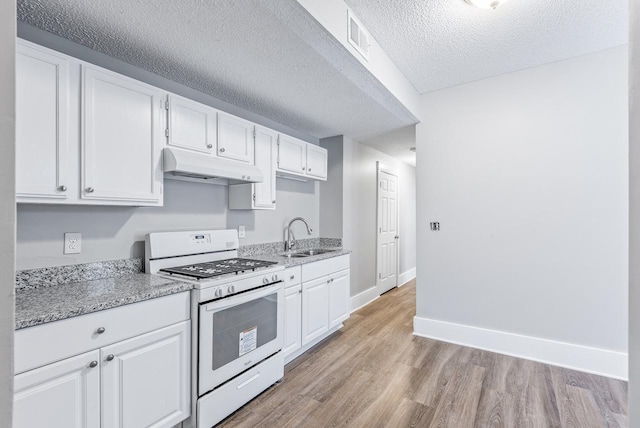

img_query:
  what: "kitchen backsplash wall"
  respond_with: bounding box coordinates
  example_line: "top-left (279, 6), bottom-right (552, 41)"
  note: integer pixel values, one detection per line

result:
top-left (16, 178), bottom-right (320, 270)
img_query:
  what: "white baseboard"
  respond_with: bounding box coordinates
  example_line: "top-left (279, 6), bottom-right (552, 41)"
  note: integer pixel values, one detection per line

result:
top-left (398, 267), bottom-right (416, 286)
top-left (413, 316), bottom-right (628, 380)
top-left (350, 286), bottom-right (379, 313)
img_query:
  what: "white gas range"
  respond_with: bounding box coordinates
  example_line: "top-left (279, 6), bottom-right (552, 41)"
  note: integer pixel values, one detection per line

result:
top-left (145, 229), bottom-right (285, 428)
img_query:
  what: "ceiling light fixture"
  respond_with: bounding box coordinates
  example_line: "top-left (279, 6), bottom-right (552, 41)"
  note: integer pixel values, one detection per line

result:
top-left (465, 0), bottom-right (506, 9)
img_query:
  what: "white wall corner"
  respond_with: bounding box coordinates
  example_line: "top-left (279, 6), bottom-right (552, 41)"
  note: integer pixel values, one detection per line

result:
top-left (413, 316), bottom-right (628, 381)
top-left (350, 286), bottom-right (380, 313)
top-left (398, 267), bottom-right (416, 286)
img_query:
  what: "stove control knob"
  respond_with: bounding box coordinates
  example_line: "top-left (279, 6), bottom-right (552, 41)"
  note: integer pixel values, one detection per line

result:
top-left (272, 274), bottom-right (279, 282)
top-left (214, 288), bottom-right (223, 298)
top-left (227, 285), bottom-right (235, 294)
top-left (263, 276), bottom-right (269, 284)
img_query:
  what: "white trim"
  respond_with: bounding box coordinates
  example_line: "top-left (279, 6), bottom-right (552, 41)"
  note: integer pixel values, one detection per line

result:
top-left (413, 316), bottom-right (628, 380)
top-left (398, 268), bottom-right (416, 286)
top-left (350, 286), bottom-right (380, 314)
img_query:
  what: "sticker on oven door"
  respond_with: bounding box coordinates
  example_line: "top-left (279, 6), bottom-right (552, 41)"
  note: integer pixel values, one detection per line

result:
top-left (239, 326), bottom-right (257, 356)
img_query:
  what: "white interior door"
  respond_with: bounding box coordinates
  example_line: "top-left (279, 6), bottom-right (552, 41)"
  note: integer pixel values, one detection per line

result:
top-left (377, 167), bottom-right (399, 294)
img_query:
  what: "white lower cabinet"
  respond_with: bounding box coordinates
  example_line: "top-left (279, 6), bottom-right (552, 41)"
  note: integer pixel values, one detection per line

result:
top-left (284, 256), bottom-right (351, 362)
top-left (14, 350), bottom-right (101, 428)
top-left (283, 284), bottom-right (302, 357)
top-left (301, 276), bottom-right (330, 346)
top-left (14, 293), bottom-right (191, 428)
top-left (329, 269), bottom-right (350, 329)
top-left (101, 321), bottom-right (190, 428)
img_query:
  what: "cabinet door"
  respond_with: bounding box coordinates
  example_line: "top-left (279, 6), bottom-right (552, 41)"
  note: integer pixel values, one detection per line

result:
top-left (306, 144), bottom-right (328, 180)
top-left (16, 42), bottom-right (70, 201)
top-left (81, 65), bottom-right (164, 205)
top-left (329, 269), bottom-right (350, 329)
top-left (301, 276), bottom-right (329, 346)
top-left (167, 94), bottom-right (217, 154)
top-left (14, 350), bottom-right (100, 428)
top-left (284, 285), bottom-right (302, 358)
top-left (217, 112), bottom-right (254, 164)
top-left (101, 321), bottom-right (190, 428)
top-left (277, 135), bottom-right (307, 175)
top-left (253, 126), bottom-right (277, 209)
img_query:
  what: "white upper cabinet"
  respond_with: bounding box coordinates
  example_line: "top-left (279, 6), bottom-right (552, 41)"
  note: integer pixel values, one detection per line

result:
top-left (167, 94), bottom-right (217, 154)
top-left (14, 350), bottom-right (101, 428)
top-left (16, 42), bottom-right (70, 202)
top-left (277, 135), bottom-right (307, 174)
top-left (81, 65), bottom-right (164, 205)
top-left (217, 112), bottom-right (255, 164)
top-left (253, 126), bottom-right (277, 208)
top-left (306, 144), bottom-right (328, 180)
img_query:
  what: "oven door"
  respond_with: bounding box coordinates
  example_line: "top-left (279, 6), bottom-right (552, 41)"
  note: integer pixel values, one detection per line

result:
top-left (198, 282), bottom-right (283, 396)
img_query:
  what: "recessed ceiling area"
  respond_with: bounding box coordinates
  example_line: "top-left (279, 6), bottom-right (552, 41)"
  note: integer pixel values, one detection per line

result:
top-left (344, 0), bottom-right (628, 93)
top-left (17, 0), bottom-right (418, 141)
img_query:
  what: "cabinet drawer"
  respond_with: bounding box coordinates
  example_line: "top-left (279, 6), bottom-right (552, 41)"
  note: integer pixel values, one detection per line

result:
top-left (283, 266), bottom-right (302, 288)
top-left (15, 292), bottom-right (190, 374)
top-left (301, 254), bottom-right (350, 282)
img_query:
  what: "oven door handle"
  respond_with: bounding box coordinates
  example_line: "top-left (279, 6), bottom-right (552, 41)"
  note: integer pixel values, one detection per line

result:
top-left (204, 282), bottom-right (282, 312)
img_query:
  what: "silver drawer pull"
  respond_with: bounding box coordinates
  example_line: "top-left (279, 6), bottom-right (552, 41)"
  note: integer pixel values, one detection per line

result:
top-left (290, 275), bottom-right (295, 280)
top-left (58, 185), bottom-right (67, 192)
top-left (105, 354), bottom-right (115, 361)
top-left (220, 148), bottom-right (226, 153)
top-left (86, 187), bottom-right (94, 193)
top-left (96, 327), bottom-right (105, 334)
top-left (206, 143), bottom-right (213, 149)
top-left (89, 361), bottom-right (98, 368)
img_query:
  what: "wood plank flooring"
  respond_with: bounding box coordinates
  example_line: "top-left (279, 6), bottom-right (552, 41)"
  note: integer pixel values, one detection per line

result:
top-left (218, 280), bottom-right (628, 428)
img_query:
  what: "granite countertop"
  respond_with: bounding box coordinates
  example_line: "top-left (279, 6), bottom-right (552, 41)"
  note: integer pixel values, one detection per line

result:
top-left (253, 248), bottom-right (352, 267)
top-left (15, 274), bottom-right (192, 330)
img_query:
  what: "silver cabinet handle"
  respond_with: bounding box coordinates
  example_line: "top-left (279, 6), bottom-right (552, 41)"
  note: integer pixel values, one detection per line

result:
top-left (206, 144), bottom-right (213, 149)
top-left (272, 200), bottom-right (276, 204)
top-left (86, 187), bottom-right (94, 193)
top-left (290, 275), bottom-right (295, 280)
top-left (247, 176), bottom-right (251, 180)
top-left (89, 361), bottom-right (98, 368)
top-left (308, 168), bottom-right (312, 172)
top-left (220, 148), bottom-right (226, 153)
top-left (106, 354), bottom-right (115, 361)
top-left (302, 167), bottom-right (306, 170)
top-left (96, 327), bottom-right (105, 334)
top-left (58, 185), bottom-right (67, 192)
top-left (298, 290), bottom-right (302, 294)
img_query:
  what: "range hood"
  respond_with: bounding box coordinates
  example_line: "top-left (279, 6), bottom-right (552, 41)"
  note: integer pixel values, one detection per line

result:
top-left (163, 147), bottom-right (263, 185)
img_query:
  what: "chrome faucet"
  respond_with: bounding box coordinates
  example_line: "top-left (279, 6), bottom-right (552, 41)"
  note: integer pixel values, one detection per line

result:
top-left (285, 217), bottom-right (313, 252)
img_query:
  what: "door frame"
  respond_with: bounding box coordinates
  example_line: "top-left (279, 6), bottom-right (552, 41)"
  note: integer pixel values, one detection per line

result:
top-left (375, 161), bottom-right (400, 294)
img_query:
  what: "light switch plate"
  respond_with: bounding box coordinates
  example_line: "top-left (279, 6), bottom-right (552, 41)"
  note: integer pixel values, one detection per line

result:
top-left (238, 226), bottom-right (246, 239)
top-left (64, 232), bottom-right (81, 254)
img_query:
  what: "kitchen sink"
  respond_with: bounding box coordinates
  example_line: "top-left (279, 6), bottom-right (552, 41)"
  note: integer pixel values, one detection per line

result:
top-left (287, 248), bottom-right (337, 258)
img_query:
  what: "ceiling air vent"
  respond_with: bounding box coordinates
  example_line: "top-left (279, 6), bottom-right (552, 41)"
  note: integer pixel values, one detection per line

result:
top-left (347, 10), bottom-right (370, 62)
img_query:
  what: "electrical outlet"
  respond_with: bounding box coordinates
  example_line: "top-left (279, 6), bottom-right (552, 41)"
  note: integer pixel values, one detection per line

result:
top-left (64, 232), bottom-right (82, 254)
top-left (238, 226), bottom-right (246, 239)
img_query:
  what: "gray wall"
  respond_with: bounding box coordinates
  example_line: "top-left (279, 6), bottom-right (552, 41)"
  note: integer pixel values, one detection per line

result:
top-left (0, 0), bottom-right (15, 424)
top-left (416, 46), bottom-right (628, 353)
top-left (320, 135), bottom-right (417, 298)
top-left (630, 0), bottom-right (640, 419)
top-left (17, 178), bottom-right (319, 270)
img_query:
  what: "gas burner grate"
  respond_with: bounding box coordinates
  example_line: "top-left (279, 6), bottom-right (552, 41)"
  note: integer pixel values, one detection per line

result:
top-left (159, 258), bottom-right (278, 280)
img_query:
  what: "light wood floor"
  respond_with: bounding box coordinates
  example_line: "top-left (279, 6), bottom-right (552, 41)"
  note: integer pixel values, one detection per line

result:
top-left (219, 280), bottom-right (628, 427)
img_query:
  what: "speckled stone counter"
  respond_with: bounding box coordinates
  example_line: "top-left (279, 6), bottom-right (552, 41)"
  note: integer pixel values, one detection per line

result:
top-left (251, 248), bottom-right (352, 268)
top-left (15, 274), bottom-right (192, 330)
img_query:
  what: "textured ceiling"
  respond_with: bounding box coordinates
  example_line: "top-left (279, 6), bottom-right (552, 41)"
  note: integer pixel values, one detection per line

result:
top-left (344, 0), bottom-right (628, 94)
top-left (361, 125), bottom-right (416, 166)
top-left (17, 0), bottom-right (417, 141)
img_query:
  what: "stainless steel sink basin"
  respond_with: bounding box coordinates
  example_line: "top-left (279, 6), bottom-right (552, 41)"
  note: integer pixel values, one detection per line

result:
top-left (286, 248), bottom-right (337, 258)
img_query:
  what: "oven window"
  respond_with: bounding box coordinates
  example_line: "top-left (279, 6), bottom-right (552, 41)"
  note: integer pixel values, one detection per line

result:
top-left (211, 292), bottom-right (278, 370)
